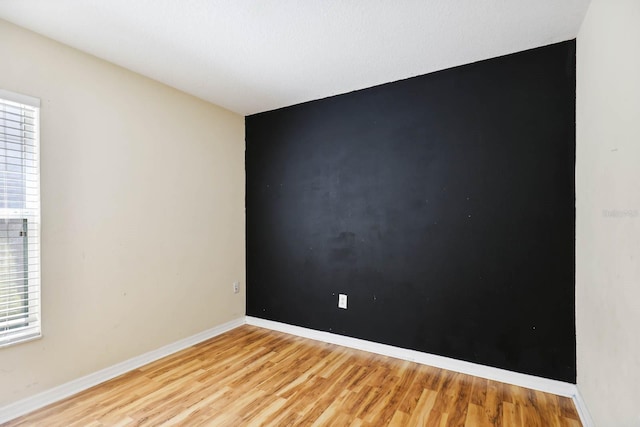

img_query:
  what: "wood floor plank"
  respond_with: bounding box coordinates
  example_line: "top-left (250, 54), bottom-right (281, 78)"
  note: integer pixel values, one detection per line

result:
top-left (406, 388), bottom-right (439, 425)
top-left (465, 402), bottom-right (495, 427)
top-left (484, 379), bottom-right (504, 426)
top-left (2, 325), bottom-right (582, 427)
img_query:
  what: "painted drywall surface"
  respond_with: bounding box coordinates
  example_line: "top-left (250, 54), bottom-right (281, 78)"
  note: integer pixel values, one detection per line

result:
top-left (0, 19), bottom-right (245, 406)
top-left (576, 0), bottom-right (640, 424)
top-left (0, 0), bottom-right (590, 115)
top-left (247, 41), bottom-right (576, 382)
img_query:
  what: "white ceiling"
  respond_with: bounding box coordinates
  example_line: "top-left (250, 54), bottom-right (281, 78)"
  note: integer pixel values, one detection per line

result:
top-left (0, 0), bottom-right (590, 116)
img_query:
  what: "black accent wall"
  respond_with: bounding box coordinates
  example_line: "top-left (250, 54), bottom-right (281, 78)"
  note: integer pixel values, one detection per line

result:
top-left (246, 41), bottom-right (576, 382)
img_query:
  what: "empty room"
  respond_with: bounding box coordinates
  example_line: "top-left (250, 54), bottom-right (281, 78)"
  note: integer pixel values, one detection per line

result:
top-left (0, 0), bottom-right (638, 426)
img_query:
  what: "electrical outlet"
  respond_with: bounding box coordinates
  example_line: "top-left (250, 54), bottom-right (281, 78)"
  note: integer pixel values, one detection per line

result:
top-left (233, 281), bottom-right (240, 294)
top-left (338, 293), bottom-right (347, 309)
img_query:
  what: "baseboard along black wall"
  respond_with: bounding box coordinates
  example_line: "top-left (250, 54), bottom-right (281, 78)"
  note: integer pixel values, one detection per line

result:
top-left (245, 40), bottom-right (576, 382)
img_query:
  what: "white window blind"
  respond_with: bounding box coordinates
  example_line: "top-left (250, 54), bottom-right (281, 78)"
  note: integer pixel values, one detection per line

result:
top-left (0, 89), bottom-right (41, 347)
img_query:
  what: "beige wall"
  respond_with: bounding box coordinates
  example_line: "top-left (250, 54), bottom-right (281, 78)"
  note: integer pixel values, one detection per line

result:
top-left (0, 19), bottom-right (245, 406)
top-left (576, 0), bottom-right (640, 425)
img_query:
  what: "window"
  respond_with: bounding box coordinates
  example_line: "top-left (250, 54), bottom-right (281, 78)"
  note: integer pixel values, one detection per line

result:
top-left (0, 89), bottom-right (41, 347)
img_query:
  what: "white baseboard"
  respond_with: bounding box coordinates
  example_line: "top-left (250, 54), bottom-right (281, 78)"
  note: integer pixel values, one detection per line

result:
top-left (246, 317), bottom-right (588, 404)
top-left (0, 317), bottom-right (245, 424)
top-left (2, 315), bottom-right (592, 427)
top-left (247, 317), bottom-right (594, 426)
top-left (573, 387), bottom-right (595, 427)
top-left (246, 316), bottom-right (577, 397)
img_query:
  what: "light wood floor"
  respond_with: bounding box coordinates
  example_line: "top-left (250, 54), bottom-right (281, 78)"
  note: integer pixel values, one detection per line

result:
top-left (3, 325), bottom-right (582, 426)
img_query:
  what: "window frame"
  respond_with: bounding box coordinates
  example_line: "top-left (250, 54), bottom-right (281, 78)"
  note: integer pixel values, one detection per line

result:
top-left (0, 89), bottom-right (41, 348)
